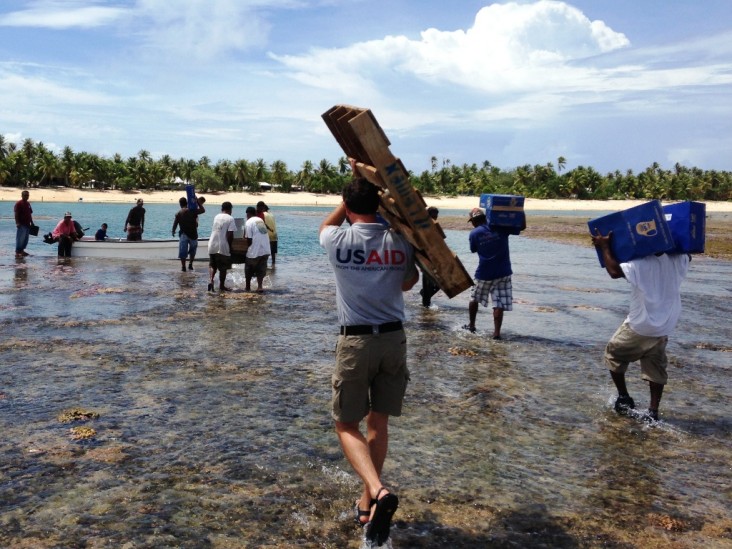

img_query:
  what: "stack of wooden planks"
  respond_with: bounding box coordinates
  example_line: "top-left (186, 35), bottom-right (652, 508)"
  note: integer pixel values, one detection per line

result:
top-left (322, 105), bottom-right (473, 298)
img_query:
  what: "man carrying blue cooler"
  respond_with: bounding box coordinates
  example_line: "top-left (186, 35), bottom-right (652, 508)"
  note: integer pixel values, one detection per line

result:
top-left (591, 229), bottom-right (690, 422)
top-left (464, 207), bottom-right (524, 339)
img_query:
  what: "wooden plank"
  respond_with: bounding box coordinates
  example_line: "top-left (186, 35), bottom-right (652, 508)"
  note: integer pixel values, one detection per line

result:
top-left (322, 106), bottom-right (373, 166)
top-left (321, 104), bottom-right (473, 298)
top-left (353, 161), bottom-right (385, 189)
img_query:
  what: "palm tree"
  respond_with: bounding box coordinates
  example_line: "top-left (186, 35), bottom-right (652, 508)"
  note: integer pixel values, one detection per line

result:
top-left (557, 156), bottom-right (566, 173)
top-left (61, 146), bottom-right (75, 187)
top-left (137, 149), bottom-right (152, 164)
top-left (233, 159), bottom-right (252, 191)
top-left (0, 134), bottom-right (11, 161)
top-left (38, 151), bottom-right (60, 186)
top-left (337, 156), bottom-right (350, 175)
top-left (270, 158), bottom-right (288, 183)
top-left (214, 159), bottom-right (234, 190)
top-left (296, 160), bottom-right (314, 191)
top-left (179, 158), bottom-right (197, 183)
top-left (253, 158), bottom-right (268, 182)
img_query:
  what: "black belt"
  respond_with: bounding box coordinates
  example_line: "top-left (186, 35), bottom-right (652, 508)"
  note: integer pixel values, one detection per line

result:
top-left (340, 321), bottom-right (403, 336)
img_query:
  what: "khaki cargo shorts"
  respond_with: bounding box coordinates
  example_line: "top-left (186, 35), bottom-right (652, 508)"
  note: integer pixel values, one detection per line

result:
top-left (604, 322), bottom-right (669, 384)
top-left (331, 330), bottom-right (409, 423)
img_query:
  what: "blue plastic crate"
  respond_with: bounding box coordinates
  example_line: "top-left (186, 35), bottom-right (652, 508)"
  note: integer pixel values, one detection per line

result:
top-left (587, 200), bottom-right (674, 267)
top-left (479, 194), bottom-right (525, 231)
top-left (663, 201), bottom-right (706, 254)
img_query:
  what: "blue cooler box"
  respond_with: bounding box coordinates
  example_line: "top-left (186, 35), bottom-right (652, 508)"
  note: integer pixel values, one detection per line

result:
top-left (663, 201), bottom-right (706, 254)
top-left (479, 194), bottom-right (525, 232)
top-left (587, 200), bottom-right (674, 267)
top-left (185, 184), bottom-right (199, 213)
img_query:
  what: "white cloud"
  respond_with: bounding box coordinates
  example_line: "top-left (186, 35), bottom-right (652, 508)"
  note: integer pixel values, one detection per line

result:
top-left (0, 68), bottom-right (113, 106)
top-left (133, 0), bottom-right (273, 60)
top-left (0, 1), bottom-right (127, 29)
top-left (272, 0), bottom-right (631, 95)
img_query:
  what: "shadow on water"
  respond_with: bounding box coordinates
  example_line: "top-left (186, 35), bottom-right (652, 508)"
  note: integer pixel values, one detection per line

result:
top-left (1, 213), bottom-right (732, 547)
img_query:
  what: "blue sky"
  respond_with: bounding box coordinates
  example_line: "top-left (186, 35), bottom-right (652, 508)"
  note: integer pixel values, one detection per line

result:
top-left (2, 0), bottom-right (731, 175)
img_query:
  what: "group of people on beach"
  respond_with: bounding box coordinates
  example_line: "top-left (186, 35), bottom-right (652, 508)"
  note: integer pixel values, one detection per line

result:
top-left (316, 166), bottom-right (689, 545)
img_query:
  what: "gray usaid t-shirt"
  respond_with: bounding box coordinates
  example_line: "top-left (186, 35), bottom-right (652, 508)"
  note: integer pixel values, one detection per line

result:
top-left (320, 223), bottom-right (416, 326)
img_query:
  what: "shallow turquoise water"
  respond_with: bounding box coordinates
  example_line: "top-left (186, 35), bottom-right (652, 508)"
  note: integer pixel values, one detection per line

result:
top-left (1, 201), bottom-right (731, 547)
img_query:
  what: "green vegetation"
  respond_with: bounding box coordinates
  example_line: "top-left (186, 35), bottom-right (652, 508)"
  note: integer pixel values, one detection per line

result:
top-left (1, 135), bottom-right (731, 201)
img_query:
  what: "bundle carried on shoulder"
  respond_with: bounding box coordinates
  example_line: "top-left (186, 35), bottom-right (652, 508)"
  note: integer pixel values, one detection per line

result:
top-left (587, 200), bottom-right (706, 267)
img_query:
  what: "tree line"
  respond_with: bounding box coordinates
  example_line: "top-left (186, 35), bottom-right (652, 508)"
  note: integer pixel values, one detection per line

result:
top-left (1, 135), bottom-right (730, 201)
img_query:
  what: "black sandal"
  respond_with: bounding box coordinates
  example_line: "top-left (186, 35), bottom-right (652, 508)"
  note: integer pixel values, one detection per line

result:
top-left (354, 499), bottom-right (375, 527)
top-left (365, 487), bottom-right (398, 545)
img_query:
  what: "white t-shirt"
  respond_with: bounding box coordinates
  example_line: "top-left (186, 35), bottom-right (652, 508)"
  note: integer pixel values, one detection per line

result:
top-left (320, 222), bottom-right (416, 326)
top-left (207, 213), bottom-right (236, 256)
top-left (245, 216), bottom-right (271, 258)
top-left (621, 253), bottom-right (690, 337)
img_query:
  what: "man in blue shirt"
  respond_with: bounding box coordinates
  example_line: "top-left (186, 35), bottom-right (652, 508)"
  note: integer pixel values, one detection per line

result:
top-left (464, 207), bottom-right (523, 339)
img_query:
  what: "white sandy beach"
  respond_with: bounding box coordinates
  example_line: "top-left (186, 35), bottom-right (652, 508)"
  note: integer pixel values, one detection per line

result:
top-left (2, 186), bottom-right (731, 212)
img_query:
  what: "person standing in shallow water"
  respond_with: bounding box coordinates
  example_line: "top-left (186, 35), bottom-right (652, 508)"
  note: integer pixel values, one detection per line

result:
top-left (319, 173), bottom-right (418, 546)
top-left (124, 198), bottom-right (145, 241)
top-left (592, 229), bottom-right (690, 422)
top-left (256, 201), bottom-right (278, 267)
top-left (245, 206), bottom-right (270, 292)
top-left (207, 202), bottom-right (236, 292)
top-left (172, 196), bottom-right (205, 272)
top-left (419, 206), bottom-right (441, 307)
top-left (464, 207), bottom-right (524, 339)
top-left (14, 190), bottom-right (34, 258)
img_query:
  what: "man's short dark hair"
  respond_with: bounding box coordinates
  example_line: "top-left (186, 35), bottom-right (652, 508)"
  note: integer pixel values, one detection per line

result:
top-left (222, 201), bottom-right (233, 212)
top-left (179, 197), bottom-right (187, 207)
top-left (343, 177), bottom-right (380, 215)
top-left (246, 206), bottom-right (256, 216)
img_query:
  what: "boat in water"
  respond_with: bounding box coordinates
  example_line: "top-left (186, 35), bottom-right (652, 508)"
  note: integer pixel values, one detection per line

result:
top-left (71, 237), bottom-right (210, 261)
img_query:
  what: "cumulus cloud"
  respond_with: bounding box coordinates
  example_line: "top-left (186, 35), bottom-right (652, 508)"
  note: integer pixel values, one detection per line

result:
top-left (272, 1), bottom-right (632, 95)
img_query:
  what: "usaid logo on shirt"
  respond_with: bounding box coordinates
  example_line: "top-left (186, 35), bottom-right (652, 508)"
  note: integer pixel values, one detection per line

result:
top-left (335, 248), bottom-right (407, 266)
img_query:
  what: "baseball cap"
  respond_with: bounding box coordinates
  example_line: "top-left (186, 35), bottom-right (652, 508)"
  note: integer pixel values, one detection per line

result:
top-left (468, 208), bottom-right (485, 221)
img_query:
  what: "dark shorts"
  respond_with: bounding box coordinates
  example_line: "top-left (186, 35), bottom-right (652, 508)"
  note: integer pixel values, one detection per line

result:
top-left (269, 240), bottom-right (278, 254)
top-left (331, 329), bottom-right (409, 423)
top-left (209, 253), bottom-right (232, 270)
top-left (126, 225), bottom-right (142, 241)
top-left (245, 255), bottom-right (269, 278)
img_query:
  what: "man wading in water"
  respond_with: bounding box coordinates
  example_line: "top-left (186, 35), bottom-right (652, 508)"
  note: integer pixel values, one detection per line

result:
top-left (319, 173), bottom-right (418, 546)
